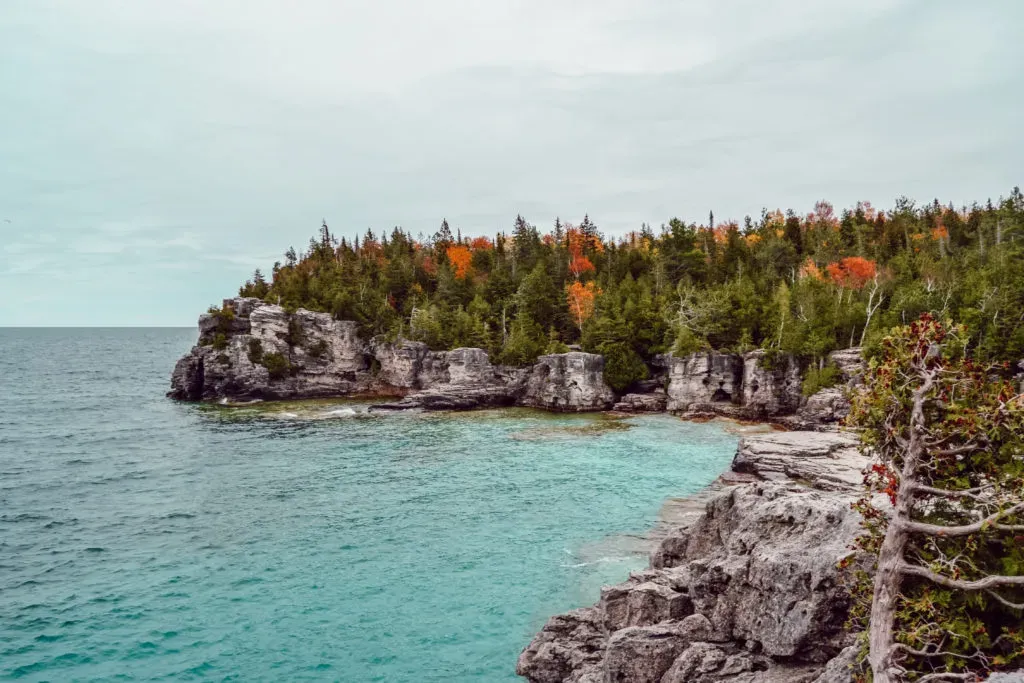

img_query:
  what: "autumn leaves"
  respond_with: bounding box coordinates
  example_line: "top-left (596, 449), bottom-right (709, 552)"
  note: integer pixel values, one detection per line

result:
top-left (445, 227), bottom-right (602, 333)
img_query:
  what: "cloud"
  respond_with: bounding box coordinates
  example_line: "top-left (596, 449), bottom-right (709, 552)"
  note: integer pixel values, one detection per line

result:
top-left (1, 0), bottom-right (1022, 324)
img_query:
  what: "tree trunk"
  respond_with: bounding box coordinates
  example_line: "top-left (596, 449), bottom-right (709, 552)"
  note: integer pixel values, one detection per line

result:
top-left (869, 379), bottom-right (930, 682)
top-left (868, 494), bottom-right (910, 682)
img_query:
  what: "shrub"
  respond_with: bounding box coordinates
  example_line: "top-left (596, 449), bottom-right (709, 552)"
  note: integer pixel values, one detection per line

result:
top-left (247, 339), bottom-right (263, 364)
top-left (600, 342), bottom-right (649, 392)
top-left (306, 339), bottom-right (329, 358)
top-left (212, 333), bottom-right (228, 350)
top-left (801, 365), bottom-right (842, 396)
top-left (261, 352), bottom-right (292, 380)
top-left (545, 339), bottom-right (571, 354)
top-left (672, 328), bottom-right (705, 357)
top-left (286, 318), bottom-right (304, 347)
top-left (757, 348), bottom-right (784, 371)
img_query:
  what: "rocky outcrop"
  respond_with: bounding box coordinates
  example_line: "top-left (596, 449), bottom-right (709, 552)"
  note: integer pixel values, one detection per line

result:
top-left (519, 353), bottom-right (616, 412)
top-left (731, 431), bottom-right (865, 492)
top-left (518, 433), bottom-right (874, 683)
top-left (170, 300), bottom-right (372, 401)
top-left (665, 351), bottom-right (802, 419)
top-left (170, 298), bottom-right (615, 411)
top-left (666, 352), bottom-right (745, 413)
top-left (371, 347), bottom-right (523, 411)
top-left (740, 350), bottom-right (803, 417)
top-left (171, 298), bottom-right (864, 423)
top-left (793, 348), bottom-right (865, 428)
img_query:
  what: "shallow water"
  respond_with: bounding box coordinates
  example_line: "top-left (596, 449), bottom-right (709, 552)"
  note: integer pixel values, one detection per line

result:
top-left (0, 328), bottom-right (738, 682)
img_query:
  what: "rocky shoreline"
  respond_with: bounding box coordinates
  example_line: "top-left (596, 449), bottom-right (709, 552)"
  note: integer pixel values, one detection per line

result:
top-left (169, 297), bottom-right (860, 426)
top-left (517, 429), bottom-right (873, 683)
top-left (169, 298), bottom-right (880, 682)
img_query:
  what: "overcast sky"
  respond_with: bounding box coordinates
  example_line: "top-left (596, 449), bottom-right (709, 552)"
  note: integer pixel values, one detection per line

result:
top-left (1, 0), bottom-right (1021, 326)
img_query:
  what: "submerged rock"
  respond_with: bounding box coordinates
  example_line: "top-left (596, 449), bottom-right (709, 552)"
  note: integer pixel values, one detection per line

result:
top-left (612, 392), bottom-right (668, 413)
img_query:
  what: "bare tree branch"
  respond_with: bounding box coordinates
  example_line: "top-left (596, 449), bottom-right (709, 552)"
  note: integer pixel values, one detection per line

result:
top-left (986, 590), bottom-right (1024, 610)
top-left (903, 502), bottom-right (1024, 537)
top-left (910, 484), bottom-right (993, 502)
top-left (900, 562), bottom-right (1024, 590)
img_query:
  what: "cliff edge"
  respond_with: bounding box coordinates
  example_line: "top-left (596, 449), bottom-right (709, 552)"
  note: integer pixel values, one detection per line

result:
top-left (517, 431), bottom-right (873, 683)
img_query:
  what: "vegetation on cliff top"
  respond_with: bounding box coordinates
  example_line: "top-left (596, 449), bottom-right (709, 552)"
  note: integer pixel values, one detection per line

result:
top-left (233, 190), bottom-right (1024, 385)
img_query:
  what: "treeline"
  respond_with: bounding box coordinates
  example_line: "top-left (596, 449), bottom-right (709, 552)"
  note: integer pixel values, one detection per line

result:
top-left (235, 189), bottom-right (1024, 390)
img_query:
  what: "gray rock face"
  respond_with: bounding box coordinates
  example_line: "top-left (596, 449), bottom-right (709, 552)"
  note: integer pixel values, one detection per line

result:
top-left (170, 299), bottom-right (372, 400)
top-left (827, 348), bottom-right (864, 384)
top-left (170, 299), bottom-right (616, 411)
top-left (518, 432), bottom-right (875, 683)
top-left (740, 350), bottom-right (803, 418)
top-left (666, 352), bottom-right (745, 412)
top-left (518, 352), bottom-right (616, 412)
top-left (666, 351), bottom-right (802, 419)
top-left (731, 431), bottom-right (867, 493)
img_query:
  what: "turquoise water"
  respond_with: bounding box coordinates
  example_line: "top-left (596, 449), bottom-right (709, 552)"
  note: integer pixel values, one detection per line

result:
top-left (0, 329), bottom-right (738, 682)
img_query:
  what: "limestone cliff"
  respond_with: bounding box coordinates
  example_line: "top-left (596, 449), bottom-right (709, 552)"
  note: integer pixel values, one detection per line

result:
top-left (170, 297), bottom-right (862, 420)
top-left (664, 350), bottom-right (803, 419)
top-left (169, 298), bottom-right (615, 411)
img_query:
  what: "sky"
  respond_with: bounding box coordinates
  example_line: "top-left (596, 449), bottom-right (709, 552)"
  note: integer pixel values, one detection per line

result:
top-left (1, 0), bottom-right (1022, 326)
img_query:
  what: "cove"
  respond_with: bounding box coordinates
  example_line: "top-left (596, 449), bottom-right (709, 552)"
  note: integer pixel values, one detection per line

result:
top-left (0, 329), bottom-right (738, 682)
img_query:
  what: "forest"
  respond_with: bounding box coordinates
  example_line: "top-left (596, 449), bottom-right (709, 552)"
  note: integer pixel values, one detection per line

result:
top-left (233, 188), bottom-right (1024, 391)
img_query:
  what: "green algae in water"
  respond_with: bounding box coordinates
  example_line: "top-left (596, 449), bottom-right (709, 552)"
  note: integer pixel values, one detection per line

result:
top-left (0, 328), bottom-right (739, 682)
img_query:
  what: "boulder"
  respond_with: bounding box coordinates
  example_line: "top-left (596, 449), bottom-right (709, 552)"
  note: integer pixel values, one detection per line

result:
top-left (795, 387), bottom-right (850, 427)
top-left (519, 353), bottom-right (616, 412)
top-left (515, 608), bottom-right (606, 683)
top-left (603, 625), bottom-right (692, 683)
top-left (811, 646), bottom-right (859, 683)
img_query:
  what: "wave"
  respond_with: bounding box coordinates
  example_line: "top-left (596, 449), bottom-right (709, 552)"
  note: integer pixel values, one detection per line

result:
top-left (559, 556), bottom-right (633, 569)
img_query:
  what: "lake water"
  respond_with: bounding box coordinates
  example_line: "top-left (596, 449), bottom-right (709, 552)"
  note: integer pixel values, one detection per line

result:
top-left (0, 328), bottom-right (738, 682)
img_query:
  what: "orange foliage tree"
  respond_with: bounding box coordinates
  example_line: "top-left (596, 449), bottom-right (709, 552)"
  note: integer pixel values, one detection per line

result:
top-left (798, 258), bottom-right (824, 281)
top-left (566, 227), bottom-right (598, 278)
top-left (446, 245), bottom-right (473, 279)
top-left (566, 281), bottom-right (598, 330)
top-left (825, 256), bottom-right (877, 290)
